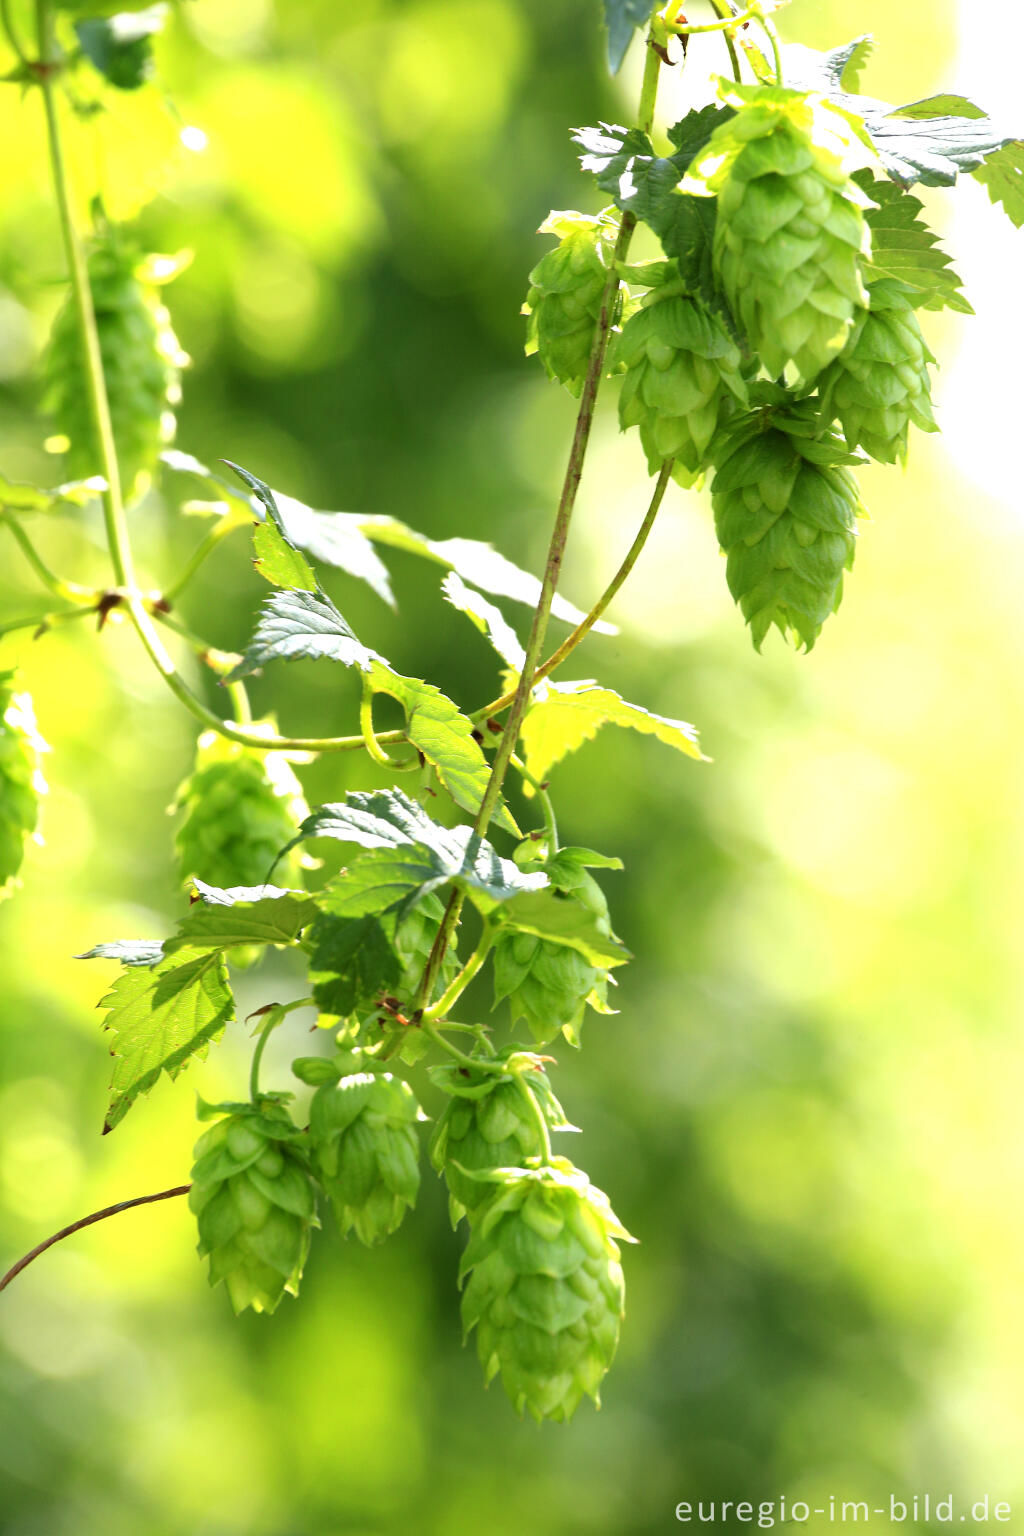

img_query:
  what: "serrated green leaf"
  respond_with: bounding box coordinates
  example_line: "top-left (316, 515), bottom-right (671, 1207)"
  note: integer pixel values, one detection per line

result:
top-left (520, 679), bottom-right (705, 786)
top-left (227, 588), bottom-right (379, 677)
top-left (496, 888), bottom-right (629, 970)
top-left (372, 666), bottom-right (519, 837)
top-left (97, 947), bottom-right (234, 1132)
top-left (165, 880), bottom-right (316, 952)
top-left (251, 517), bottom-right (318, 591)
top-left (79, 940), bottom-right (165, 967)
top-left (601, 0), bottom-right (653, 73)
top-left (973, 141), bottom-right (1024, 229)
top-left (293, 789), bottom-right (544, 916)
top-left (308, 912), bottom-right (402, 1017)
top-left (857, 174), bottom-right (972, 312)
top-left (271, 492), bottom-right (394, 606)
top-left (441, 572), bottom-right (525, 672)
top-left (76, 7), bottom-right (165, 92)
top-left (354, 515), bottom-right (613, 634)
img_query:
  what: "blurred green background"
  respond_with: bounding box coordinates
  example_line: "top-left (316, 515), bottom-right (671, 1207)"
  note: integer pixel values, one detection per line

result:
top-left (1, 1), bottom-right (1023, 1531)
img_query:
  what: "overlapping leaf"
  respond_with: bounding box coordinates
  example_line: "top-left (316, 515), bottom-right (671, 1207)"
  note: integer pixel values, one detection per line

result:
top-left (601, 0), bottom-right (653, 74)
top-left (93, 946), bottom-right (234, 1132)
top-left (520, 679), bottom-right (704, 786)
top-left (858, 174), bottom-right (971, 312)
top-left (495, 888), bottom-right (629, 970)
top-left (165, 880), bottom-right (317, 952)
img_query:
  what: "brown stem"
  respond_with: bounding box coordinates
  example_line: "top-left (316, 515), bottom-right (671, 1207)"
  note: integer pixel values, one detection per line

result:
top-left (0, 1185), bottom-right (191, 1294)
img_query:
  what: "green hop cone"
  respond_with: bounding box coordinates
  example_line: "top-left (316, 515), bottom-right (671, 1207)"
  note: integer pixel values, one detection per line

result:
top-left (429, 1050), bottom-right (575, 1222)
top-left (681, 81), bottom-right (874, 386)
top-left (523, 211), bottom-right (620, 396)
top-left (493, 930), bottom-right (607, 1047)
top-left (172, 727), bottom-right (310, 891)
top-left (616, 273), bottom-right (747, 487)
top-left (189, 1097), bottom-right (318, 1315)
top-left (817, 279), bottom-right (938, 464)
top-left (44, 231), bottom-right (187, 502)
top-left (709, 387), bottom-right (866, 650)
top-left (459, 1158), bottom-right (634, 1422)
top-left (309, 1068), bottom-right (423, 1244)
top-left (0, 674), bottom-right (48, 900)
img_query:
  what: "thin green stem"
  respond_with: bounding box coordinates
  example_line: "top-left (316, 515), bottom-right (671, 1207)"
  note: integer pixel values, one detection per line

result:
top-left (474, 460), bottom-right (673, 722)
top-left (421, 923), bottom-right (495, 1023)
top-left (162, 517), bottom-right (243, 603)
top-left (0, 0), bottom-right (30, 67)
top-left (1, 516), bottom-right (98, 603)
top-left (513, 1073), bottom-right (553, 1165)
top-left (415, 46), bottom-right (662, 1008)
top-left (359, 678), bottom-right (417, 771)
top-left (0, 605), bottom-right (97, 641)
top-left (759, 12), bottom-right (784, 85)
top-left (707, 0), bottom-right (744, 80)
top-left (36, 0), bottom-right (130, 583)
top-left (226, 680), bottom-right (252, 725)
top-left (510, 753), bottom-right (558, 851)
top-left (636, 28), bottom-right (662, 136)
top-left (423, 1025), bottom-right (502, 1071)
top-left (664, 5), bottom-right (756, 36)
top-left (248, 1000), bottom-right (312, 1100)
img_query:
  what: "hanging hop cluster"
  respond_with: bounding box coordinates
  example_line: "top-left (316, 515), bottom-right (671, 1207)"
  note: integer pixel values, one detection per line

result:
top-left (615, 266), bottom-right (749, 486)
top-left (816, 278), bottom-right (938, 464)
top-left (307, 1061), bottom-right (423, 1245)
top-left (429, 1052), bottom-right (574, 1222)
top-left (682, 81), bottom-right (873, 386)
top-left (710, 386), bottom-right (865, 651)
top-left (44, 231), bottom-right (187, 502)
top-left (189, 1097), bottom-right (318, 1315)
top-left (0, 672), bottom-right (48, 899)
top-left (459, 1160), bottom-right (633, 1423)
top-left (523, 211), bottom-right (621, 396)
top-left (172, 728), bottom-right (310, 892)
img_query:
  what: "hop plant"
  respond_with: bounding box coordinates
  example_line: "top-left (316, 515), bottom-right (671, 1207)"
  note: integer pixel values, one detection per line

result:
top-left (616, 272), bottom-right (748, 486)
top-left (682, 81), bottom-right (874, 386)
top-left (459, 1159), bottom-right (633, 1422)
top-left (172, 728), bottom-right (310, 891)
top-left (44, 231), bottom-right (187, 501)
top-left (523, 211), bottom-right (619, 396)
top-left (492, 929), bottom-right (607, 1046)
top-left (189, 1097), bottom-right (318, 1315)
top-left (710, 388), bottom-right (866, 650)
top-left (0, 673), bottom-right (48, 899)
top-left (817, 279), bottom-right (938, 464)
top-left (429, 1051), bottom-right (574, 1221)
top-left (308, 1065), bottom-right (423, 1245)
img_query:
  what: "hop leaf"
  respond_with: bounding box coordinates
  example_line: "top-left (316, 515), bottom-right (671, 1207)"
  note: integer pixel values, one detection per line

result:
top-left (44, 229), bottom-right (187, 502)
top-left (709, 389), bottom-right (866, 650)
top-left (429, 1051), bottom-right (573, 1222)
top-left (682, 82), bottom-right (874, 386)
top-left (616, 269), bottom-right (748, 486)
top-left (189, 1099), bottom-right (318, 1315)
top-left (459, 1158), bottom-right (633, 1422)
top-left (523, 211), bottom-right (620, 397)
top-left (309, 1069), bottom-right (423, 1244)
top-left (172, 728), bottom-right (311, 892)
top-left (817, 279), bottom-right (938, 464)
top-left (0, 674), bottom-right (47, 900)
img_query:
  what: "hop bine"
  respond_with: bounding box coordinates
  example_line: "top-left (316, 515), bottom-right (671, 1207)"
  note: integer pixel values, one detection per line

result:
top-left (429, 1050), bottom-right (575, 1222)
top-left (308, 1064), bottom-right (423, 1245)
top-left (615, 266), bottom-right (748, 487)
top-left (817, 279), bottom-right (938, 464)
top-left (709, 386), bottom-right (866, 651)
top-left (459, 1158), bottom-right (633, 1422)
top-left (681, 81), bottom-right (875, 387)
top-left (523, 210), bottom-right (622, 396)
top-left (189, 1097), bottom-right (318, 1315)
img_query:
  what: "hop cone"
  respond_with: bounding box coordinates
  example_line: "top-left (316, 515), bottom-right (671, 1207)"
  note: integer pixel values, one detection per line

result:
top-left (0, 674), bottom-right (47, 899)
top-left (429, 1051), bottom-right (573, 1221)
top-left (189, 1098), bottom-right (318, 1315)
top-left (682, 81), bottom-right (873, 386)
top-left (616, 276), bottom-right (747, 486)
top-left (310, 1069), bottom-right (423, 1244)
top-left (492, 929), bottom-right (605, 1046)
top-left (460, 1158), bottom-right (633, 1422)
top-left (710, 388), bottom-right (865, 650)
top-left (817, 279), bottom-right (938, 464)
top-left (172, 728), bottom-right (310, 890)
top-left (44, 233), bottom-right (187, 501)
top-left (523, 211), bottom-right (618, 396)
